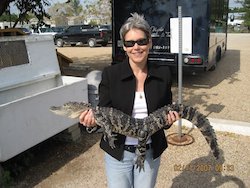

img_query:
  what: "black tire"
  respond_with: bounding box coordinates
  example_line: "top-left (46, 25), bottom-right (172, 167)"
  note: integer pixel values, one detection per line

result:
top-left (56, 38), bottom-right (64, 47)
top-left (0, 164), bottom-right (3, 186)
top-left (209, 63), bottom-right (216, 71)
top-left (209, 47), bottom-right (221, 71)
top-left (216, 48), bottom-right (222, 62)
top-left (88, 38), bottom-right (96, 47)
top-left (70, 44), bottom-right (76, 47)
top-left (101, 42), bottom-right (108, 47)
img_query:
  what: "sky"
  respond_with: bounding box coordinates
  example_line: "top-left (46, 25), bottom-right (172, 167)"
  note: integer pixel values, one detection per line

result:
top-left (229, 0), bottom-right (243, 8)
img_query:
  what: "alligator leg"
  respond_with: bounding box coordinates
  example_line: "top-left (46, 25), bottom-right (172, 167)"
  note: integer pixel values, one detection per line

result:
top-left (134, 129), bottom-right (149, 172)
top-left (135, 142), bottom-right (147, 172)
top-left (98, 118), bottom-right (117, 149)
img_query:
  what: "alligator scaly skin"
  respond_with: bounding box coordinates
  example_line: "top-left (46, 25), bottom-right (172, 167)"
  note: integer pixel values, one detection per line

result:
top-left (50, 102), bottom-right (220, 171)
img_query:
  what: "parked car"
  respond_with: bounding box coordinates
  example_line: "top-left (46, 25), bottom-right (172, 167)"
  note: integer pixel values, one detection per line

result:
top-left (16, 27), bottom-right (32, 35)
top-left (32, 26), bottom-right (65, 35)
top-left (54, 24), bottom-right (109, 47)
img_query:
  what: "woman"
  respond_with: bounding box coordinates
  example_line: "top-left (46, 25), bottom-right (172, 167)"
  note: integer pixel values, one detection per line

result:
top-left (80, 13), bottom-right (179, 188)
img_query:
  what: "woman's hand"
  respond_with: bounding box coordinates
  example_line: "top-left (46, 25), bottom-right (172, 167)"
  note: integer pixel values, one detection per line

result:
top-left (167, 111), bottom-right (180, 125)
top-left (79, 109), bottom-right (96, 127)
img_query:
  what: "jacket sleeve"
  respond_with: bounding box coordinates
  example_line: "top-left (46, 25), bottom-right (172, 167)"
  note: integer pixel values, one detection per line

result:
top-left (98, 67), bottom-right (112, 107)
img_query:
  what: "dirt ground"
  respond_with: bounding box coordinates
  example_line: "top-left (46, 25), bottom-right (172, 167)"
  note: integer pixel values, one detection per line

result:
top-left (2, 34), bottom-right (250, 187)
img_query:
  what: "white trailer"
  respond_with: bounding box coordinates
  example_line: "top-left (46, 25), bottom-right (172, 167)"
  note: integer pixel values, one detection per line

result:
top-left (0, 35), bottom-right (88, 162)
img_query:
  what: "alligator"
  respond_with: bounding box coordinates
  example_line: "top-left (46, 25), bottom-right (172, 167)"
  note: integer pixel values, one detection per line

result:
top-left (50, 102), bottom-right (220, 171)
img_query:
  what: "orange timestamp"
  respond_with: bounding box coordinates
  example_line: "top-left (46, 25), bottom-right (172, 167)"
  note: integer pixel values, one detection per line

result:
top-left (174, 163), bottom-right (234, 172)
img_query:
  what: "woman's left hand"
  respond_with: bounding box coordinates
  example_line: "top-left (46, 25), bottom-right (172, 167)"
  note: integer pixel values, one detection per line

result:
top-left (167, 111), bottom-right (180, 125)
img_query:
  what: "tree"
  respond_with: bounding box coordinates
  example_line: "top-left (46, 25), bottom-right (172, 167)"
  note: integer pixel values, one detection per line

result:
top-left (47, 3), bottom-right (68, 26)
top-left (235, 0), bottom-right (250, 30)
top-left (0, 0), bottom-right (14, 17)
top-left (0, 0), bottom-right (51, 28)
top-left (68, 0), bottom-right (83, 16)
top-left (241, 0), bottom-right (250, 29)
top-left (1, 0), bottom-right (112, 27)
top-left (48, 1), bottom-right (85, 26)
top-left (85, 0), bottom-right (111, 24)
top-left (0, 12), bottom-right (18, 22)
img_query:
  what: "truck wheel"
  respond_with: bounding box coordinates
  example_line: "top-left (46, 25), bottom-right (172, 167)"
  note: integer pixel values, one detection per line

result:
top-left (56, 38), bottom-right (64, 47)
top-left (101, 42), bottom-right (108, 47)
top-left (88, 38), bottom-right (96, 47)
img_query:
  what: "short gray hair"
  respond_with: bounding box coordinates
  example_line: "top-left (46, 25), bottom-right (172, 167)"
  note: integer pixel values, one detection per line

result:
top-left (119, 12), bottom-right (151, 41)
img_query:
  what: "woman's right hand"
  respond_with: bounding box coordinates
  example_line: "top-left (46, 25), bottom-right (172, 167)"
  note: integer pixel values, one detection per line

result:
top-left (79, 109), bottom-right (96, 127)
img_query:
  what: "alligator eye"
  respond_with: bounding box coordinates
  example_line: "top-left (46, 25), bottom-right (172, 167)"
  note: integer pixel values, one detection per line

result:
top-left (139, 130), bottom-right (147, 139)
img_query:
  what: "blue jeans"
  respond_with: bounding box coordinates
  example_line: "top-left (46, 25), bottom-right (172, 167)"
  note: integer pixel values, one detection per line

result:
top-left (104, 148), bottom-right (161, 188)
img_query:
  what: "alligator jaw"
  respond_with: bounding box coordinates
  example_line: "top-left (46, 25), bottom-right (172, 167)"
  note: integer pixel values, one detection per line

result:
top-left (49, 102), bottom-right (91, 119)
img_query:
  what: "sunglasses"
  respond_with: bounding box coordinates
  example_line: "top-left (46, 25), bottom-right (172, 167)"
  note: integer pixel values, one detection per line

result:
top-left (123, 38), bottom-right (149, 47)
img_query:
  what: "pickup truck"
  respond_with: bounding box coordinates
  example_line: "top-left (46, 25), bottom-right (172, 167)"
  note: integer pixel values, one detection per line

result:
top-left (54, 24), bottom-right (109, 47)
top-left (98, 24), bottom-right (112, 43)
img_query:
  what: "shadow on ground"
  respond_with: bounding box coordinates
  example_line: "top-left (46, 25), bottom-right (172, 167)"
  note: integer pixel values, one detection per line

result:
top-left (171, 49), bottom-right (240, 117)
top-left (2, 127), bottom-right (102, 188)
top-left (171, 150), bottom-right (246, 188)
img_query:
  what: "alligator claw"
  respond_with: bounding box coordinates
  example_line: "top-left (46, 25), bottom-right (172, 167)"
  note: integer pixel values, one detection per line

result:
top-left (135, 156), bottom-right (145, 172)
top-left (108, 136), bottom-right (117, 149)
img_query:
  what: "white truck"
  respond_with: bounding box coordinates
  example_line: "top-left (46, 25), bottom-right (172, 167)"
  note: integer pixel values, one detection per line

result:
top-left (32, 27), bottom-right (64, 35)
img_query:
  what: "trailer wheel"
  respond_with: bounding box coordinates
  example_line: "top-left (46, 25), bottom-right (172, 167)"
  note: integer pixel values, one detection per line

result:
top-left (209, 63), bottom-right (216, 71)
top-left (209, 47), bottom-right (222, 71)
top-left (88, 38), bottom-right (96, 47)
top-left (0, 164), bottom-right (3, 186)
top-left (216, 47), bottom-right (222, 62)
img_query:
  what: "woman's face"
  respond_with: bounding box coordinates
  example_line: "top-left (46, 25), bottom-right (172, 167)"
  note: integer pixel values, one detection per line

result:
top-left (123, 28), bottom-right (152, 65)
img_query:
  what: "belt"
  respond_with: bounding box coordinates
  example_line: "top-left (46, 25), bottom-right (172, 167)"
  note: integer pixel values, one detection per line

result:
top-left (124, 144), bottom-right (152, 153)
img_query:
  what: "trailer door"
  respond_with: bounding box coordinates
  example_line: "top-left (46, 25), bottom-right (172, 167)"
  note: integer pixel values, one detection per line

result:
top-left (112, 0), bottom-right (177, 63)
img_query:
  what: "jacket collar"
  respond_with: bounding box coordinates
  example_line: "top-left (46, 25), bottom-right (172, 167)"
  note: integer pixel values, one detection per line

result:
top-left (120, 58), bottom-right (163, 81)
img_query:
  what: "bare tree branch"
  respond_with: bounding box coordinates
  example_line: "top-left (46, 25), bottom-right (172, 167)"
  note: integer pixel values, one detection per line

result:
top-left (0, 0), bottom-right (14, 16)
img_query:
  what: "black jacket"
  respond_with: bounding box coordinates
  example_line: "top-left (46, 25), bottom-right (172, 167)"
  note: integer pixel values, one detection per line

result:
top-left (98, 58), bottom-right (173, 160)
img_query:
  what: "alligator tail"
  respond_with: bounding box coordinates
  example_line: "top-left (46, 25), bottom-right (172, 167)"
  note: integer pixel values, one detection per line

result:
top-left (178, 104), bottom-right (220, 159)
